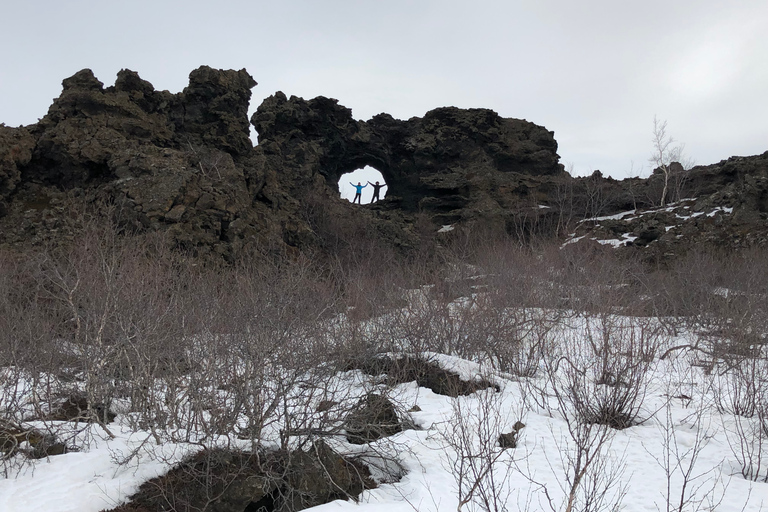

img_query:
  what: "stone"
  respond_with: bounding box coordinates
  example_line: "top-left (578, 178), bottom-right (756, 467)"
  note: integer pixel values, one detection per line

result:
top-left (345, 393), bottom-right (403, 444)
top-left (106, 445), bottom-right (374, 512)
top-left (498, 421), bottom-right (526, 449)
top-left (0, 125), bottom-right (35, 209)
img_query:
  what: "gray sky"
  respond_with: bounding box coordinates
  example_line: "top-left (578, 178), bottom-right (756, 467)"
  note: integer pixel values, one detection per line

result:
top-left (2, 0), bottom-right (766, 178)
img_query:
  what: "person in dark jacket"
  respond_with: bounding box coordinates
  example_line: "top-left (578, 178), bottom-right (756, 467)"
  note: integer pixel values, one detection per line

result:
top-left (350, 182), bottom-right (367, 204)
top-left (368, 181), bottom-right (387, 202)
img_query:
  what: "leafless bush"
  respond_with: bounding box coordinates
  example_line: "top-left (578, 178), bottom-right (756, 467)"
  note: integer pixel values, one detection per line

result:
top-left (526, 358), bottom-right (627, 512)
top-left (534, 312), bottom-right (662, 431)
top-left (0, 210), bottom-right (356, 463)
top-left (713, 348), bottom-right (768, 482)
top-left (654, 248), bottom-right (768, 374)
top-left (542, 420), bottom-right (626, 512)
top-left (440, 381), bottom-right (523, 512)
top-left (649, 359), bottom-right (728, 512)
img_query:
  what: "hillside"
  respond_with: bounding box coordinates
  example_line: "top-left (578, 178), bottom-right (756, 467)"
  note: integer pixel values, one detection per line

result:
top-left (2, 66), bottom-right (765, 261)
top-left (1, 66), bottom-right (768, 512)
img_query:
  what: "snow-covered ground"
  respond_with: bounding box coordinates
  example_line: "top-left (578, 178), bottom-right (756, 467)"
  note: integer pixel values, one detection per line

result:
top-left (1, 313), bottom-right (766, 512)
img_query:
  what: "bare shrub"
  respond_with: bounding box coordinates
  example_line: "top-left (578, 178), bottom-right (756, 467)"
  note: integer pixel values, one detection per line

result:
top-left (542, 420), bottom-right (626, 512)
top-left (526, 353), bottom-right (627, 512)
top-left (713, 348), bottom-right (768, 482)
top-left (441, 385), bottom-right (522, 512)
top-left (656, 248), bottom-right (768, 368)
top-left (648, 357), bottom-right (728, 512)
top-left (535, 312), bottom-right (661, 431)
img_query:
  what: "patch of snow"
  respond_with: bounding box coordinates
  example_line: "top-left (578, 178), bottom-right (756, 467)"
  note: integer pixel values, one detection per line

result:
top-left (676, 211), bottom-right (706, 220)
top-left (561, 235), bottom-right (586, 247)
top-left (596, 233), bottom-right (638, 248)
top-left (437, 225), bottom-right (454, 233)
top-left (579, 209), bottom-right (636, 223)
top-left (708, 206), bottom-right (734, 217)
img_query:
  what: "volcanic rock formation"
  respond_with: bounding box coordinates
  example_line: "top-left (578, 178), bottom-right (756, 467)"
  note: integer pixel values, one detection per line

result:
top-left (0, 66), bottom-right (766, 260)
top-left (0, 66), bottom-right (568, 259)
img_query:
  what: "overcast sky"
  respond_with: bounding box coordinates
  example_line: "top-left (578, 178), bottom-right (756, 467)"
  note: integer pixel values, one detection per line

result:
top-left (2, 0), bottom-right (766, 178)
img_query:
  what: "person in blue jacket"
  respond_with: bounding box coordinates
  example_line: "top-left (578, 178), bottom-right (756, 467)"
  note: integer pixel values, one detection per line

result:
top-left (350, 182), bottom-right (367, 204)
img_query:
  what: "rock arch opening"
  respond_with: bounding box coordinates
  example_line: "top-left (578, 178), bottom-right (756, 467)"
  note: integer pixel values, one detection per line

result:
top-left (338, 166), bottom-right (388, 204)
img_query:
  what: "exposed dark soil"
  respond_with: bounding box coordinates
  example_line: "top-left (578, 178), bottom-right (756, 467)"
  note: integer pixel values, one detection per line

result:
top-left (348, 355), bottom-right (499, 397)
top-left (105, 442), bottom-right (375, 512)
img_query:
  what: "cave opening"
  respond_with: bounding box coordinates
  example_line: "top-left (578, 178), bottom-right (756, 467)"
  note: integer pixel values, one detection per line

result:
top-left (338, 166), bottom-right (387, 204)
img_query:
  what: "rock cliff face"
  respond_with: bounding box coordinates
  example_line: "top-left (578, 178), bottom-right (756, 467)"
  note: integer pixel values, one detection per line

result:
top-left (0, 67), bottom-right (267, 259)
top-left (0, 66), bottom-right (564, 258)
top-left (252, 92), bottom-right (562, 217)
top-left (0, 66), bottom-right (765, 260)
top-left (565, 152), bottom-right (768, 261)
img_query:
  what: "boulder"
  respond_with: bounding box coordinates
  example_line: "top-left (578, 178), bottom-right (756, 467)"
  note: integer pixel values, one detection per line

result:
top-left (281, 440), bottom-right (374, 511)
top-left (107, 445), bottom-right (374, 512)
top-left (345, 393), bottom-right (403, 444)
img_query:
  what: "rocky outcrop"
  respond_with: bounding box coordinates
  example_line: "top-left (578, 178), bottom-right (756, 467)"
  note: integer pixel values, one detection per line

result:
top-left (1, 66), bottom-right (765, 261)
top-left (0, 67), bottom-right (271, 258)
top-left (252, 92), bottom-right (564, 228)
top-left (0, 125), bottom-right (34, 214)
top-left (0, 66), bottom-right (565, 258)
top-left (565, 152), bottom-right (768, 261)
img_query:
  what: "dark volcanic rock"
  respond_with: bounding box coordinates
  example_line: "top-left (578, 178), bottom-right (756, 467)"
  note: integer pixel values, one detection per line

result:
top-left (345, 393), bottom-right (403, 444)
top-left (107, 445), bottom-right (374, 512)
top-left (3, 66), bottom-right (765, 261)
top-left (252, 93), bottom-right (564, 226)
top-left (566, 152), bottom-right (768, 260)
top-left (0, 67), bottom-right (264, 258)
top-left (0, 67), bottom-right (565, 258)
top-left (178, 66), bottom-right (257, 156)
top-left (0, 125), bottom-right (35, 211)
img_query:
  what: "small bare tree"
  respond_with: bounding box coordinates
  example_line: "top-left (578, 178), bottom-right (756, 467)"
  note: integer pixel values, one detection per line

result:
top-left (650, 117), bottom-right (690, 206)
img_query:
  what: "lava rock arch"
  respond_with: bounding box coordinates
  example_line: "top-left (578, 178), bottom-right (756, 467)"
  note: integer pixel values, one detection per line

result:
top-left (0, 66), bottom-right (566, 258)
top-left (251, 91), bottom-right (564, 217)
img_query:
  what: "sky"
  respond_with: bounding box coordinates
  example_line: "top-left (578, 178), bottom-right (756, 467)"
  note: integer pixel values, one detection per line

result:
top-left (1, 0), bottom-right (766, 178)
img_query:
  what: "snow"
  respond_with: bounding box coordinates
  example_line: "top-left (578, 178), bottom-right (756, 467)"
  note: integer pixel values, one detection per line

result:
top-left (566, 200), bottom-right (736, 249)
top-left (596, 233), bottom-right (638, 247)
top-left (438, 225), bottom-right (455, 233)
top-left (708, 206), bottom-right (734, 217)
top-left (0, 429), bottom-right (196, 512)
top-left (579, 210), bottom-right (637, 223)
top-left (1, 317), bottom-right (766, 512)
top-left (561, 235), bottom-right (586, 247)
